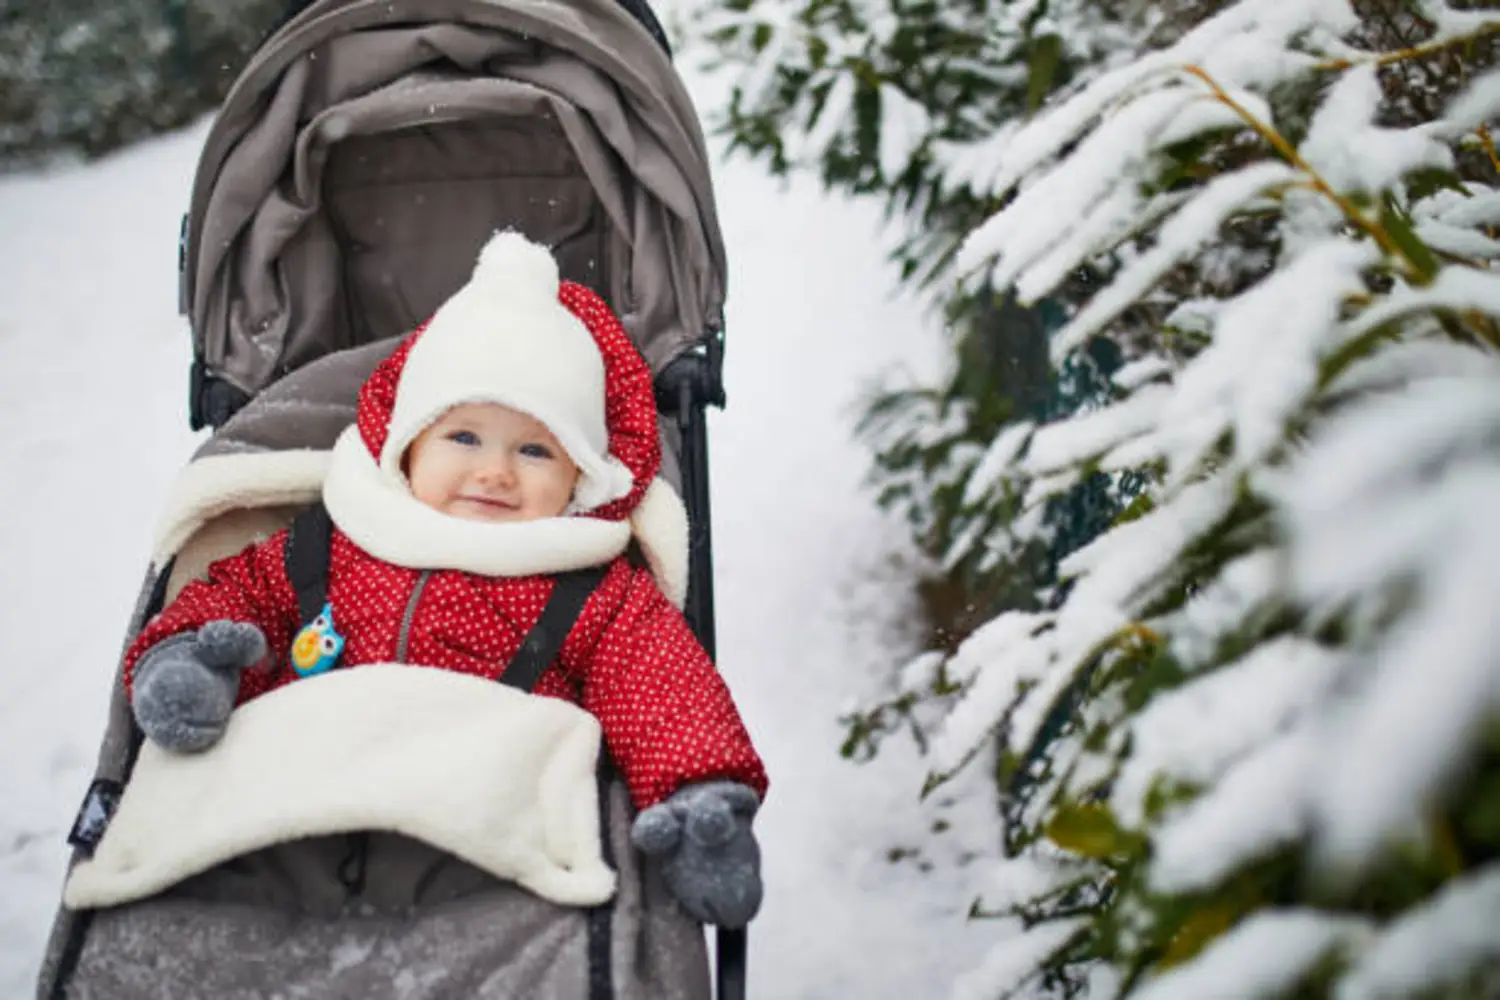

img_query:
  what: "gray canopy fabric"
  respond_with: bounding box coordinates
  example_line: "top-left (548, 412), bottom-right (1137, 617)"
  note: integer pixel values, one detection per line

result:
top-left (185, 0), bottom-right (728, 397)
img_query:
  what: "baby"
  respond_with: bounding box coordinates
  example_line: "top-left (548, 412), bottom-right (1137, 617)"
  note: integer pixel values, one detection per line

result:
top-left (123, 231), bottom-right (767, 928)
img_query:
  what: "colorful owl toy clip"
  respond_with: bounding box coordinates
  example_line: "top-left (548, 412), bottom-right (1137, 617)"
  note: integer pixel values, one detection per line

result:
top-left (290, 603), bottom-right (346, 678)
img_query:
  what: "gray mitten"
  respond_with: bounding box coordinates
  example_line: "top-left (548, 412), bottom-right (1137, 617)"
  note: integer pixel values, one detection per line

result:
top-left (131, 620), bottom-right (267, 753)
top-left (631, 780), bottom-right (763, 928)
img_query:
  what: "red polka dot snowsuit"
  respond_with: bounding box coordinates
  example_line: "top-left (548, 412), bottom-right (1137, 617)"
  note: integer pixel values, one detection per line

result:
top-left (124, 282), bottom-right (768, 812)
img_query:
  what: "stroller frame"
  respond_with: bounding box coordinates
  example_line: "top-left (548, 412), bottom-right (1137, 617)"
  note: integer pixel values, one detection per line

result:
top-left (39, 0), bottom-right (750, 996)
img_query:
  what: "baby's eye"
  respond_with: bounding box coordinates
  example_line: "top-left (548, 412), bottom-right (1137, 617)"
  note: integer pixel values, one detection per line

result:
top-left (519, 442), bottom-right (555, 460)
top-left (445, 430), bottom-right (480, 446)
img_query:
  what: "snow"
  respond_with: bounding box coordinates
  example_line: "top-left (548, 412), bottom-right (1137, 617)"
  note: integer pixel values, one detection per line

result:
top-left (1323, 337), bottom-right (1500, 401)
top-left (1011, 186), bottom-right (1168, 311)
top-left (924, 467), bottom-right (1241, 780)
top-left (877, 83), bottom-right (929, 180)
top-left (0, 46), bottom-right (1000, 1000)
top-left (1019, 234), bottom-right (1377, 490)
top-left (948, 916), bottom-right (1088, 1000)
top-left (961, 420), bottom-right (1034, 507)
top-left (1299, 66), bottom-right (1453, 196)
top-left (1148, 728), bottom-right (1317, 893)
top-left (1162, 238), bottom-right (1375, 473)
top-left (1335, 864), bottom-right (1500, 1000)
top-left (897, 649), bottom-right (948, 695)
top-left (792, 70), bottom-right (856, 164)
top-left (1427, 4), bottom-right (1500, 44)
top-left (1337, 265), bottom-right (1500, 345)
top-left (793, 0), bottom-right (1500, 993)
top-left (1412, 219), bottom-right (1500, 258)
top-left (1131, 910), bottom-right (1371, 1000)
top-left (1271, 378), bottom-right (1500, 572)
top-left (1412, 183), bottom-right (1500, 230)
top-left (960, 87), bottom-right (1198, 295)
top-left (1153, 89), bottom-right (1266, 148)
top-left (949, 0), bottom-right (1358, 283)
top-left (0, 130), bottom-right (194, 996)
top-left (1306, 470), bottom-right (1500, 869)
top-left (971, 850), bottom-right (1096, 914)
top-left (1110, 354), bottom-right (1174, 391)
top-left (1227, 375), bottom-right (1500, 872)
top-left (930, 613), bottom-right (1056, 773)
top-left (1056, 469), bottom-right (1236, 604)
top-left (1023, 383), bottom-right (1170, 475)
top-left (1044, 161), bottom-right (1298, 359)
top-left (1162, 550), bottom-right (1282, 669)
top-left (1112, 637), bottom-right (1340, 829)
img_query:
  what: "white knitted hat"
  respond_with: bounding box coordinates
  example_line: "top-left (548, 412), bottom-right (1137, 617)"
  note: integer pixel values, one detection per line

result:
top-left (380, 231), bottom-right (636, 512)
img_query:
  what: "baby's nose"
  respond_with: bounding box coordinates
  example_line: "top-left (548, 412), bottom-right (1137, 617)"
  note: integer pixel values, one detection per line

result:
top-left (477, 457), bottom-right (516, 484)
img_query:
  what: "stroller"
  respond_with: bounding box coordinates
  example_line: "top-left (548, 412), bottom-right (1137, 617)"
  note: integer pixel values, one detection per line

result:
top-left (34, 0), bottom-right (743, 997)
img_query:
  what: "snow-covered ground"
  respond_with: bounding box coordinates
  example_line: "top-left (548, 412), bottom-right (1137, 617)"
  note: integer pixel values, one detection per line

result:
top-left (0, 63), bottom-right (997, 1000)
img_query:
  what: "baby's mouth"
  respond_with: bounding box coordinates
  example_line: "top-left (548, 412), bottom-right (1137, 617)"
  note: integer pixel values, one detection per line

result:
top-left (459, 495), bottom-right (518, 512)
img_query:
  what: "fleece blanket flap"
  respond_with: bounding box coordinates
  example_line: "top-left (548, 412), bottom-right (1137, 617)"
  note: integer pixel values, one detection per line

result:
top-left (64, 664), bottom-right (616, 910)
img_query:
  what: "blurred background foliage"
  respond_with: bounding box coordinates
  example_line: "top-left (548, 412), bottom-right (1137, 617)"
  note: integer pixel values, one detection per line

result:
top-left (0, 0), bottom-right (285, 168)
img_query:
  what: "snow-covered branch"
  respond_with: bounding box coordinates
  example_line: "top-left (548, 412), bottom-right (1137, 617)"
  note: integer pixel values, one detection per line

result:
top-left (903, 1), bottom-right (1500, 995)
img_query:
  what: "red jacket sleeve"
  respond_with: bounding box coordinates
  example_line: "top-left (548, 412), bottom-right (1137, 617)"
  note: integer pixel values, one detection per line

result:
top-left (570, 565), bottom-right (769, 811)
top-left (123, 530), bottom-right (301, 705)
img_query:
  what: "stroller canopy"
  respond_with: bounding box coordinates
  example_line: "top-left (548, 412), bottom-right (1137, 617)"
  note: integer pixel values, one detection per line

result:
top-left (182, 0), bottom-right (728, 428)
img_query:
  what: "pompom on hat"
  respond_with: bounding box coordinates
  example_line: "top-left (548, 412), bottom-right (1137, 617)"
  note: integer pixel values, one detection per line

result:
top-left (326, 231), bottom-right (690, 606)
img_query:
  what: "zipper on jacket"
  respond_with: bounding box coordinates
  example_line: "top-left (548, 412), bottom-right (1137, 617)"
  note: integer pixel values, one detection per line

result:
top-left (394, 571), bottom-right (432, 664)
top-left (338, 572), bottom-right (426, 900)
top-left (327, 564), bottom-right (428, 906)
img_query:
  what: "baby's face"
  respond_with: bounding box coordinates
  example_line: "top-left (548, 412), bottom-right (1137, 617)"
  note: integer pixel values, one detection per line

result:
top-left (405, 403), bottom-right (580, 523)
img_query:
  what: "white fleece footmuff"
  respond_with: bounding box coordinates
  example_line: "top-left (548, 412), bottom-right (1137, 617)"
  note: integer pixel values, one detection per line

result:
top-left (64, 665), bottom-right (616, 910)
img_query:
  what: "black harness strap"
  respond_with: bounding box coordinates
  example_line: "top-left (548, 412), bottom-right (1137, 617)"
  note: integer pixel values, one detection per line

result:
top-left (587, 762), bottom-right (618, 1000)
top-left (501, 566), bottom-right (609, 692)
top-left (286, 501), bottom-right (333, 627)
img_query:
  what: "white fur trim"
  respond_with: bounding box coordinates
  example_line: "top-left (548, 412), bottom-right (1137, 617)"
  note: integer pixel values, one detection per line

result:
top-left (152, 450), bottom-right (330, 567)
top-left (64, 665), bottom-right (616, 910)
top-left (324, 426), bottom-right (632, 575)
top-left (631, 478), bottom-right (690, 609)
top-left (380, 232), bottom-right (632, 512)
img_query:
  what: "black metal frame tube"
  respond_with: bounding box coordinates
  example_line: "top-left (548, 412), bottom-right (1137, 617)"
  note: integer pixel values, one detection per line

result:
top-left (657, 338), bottom-right (743, 1000)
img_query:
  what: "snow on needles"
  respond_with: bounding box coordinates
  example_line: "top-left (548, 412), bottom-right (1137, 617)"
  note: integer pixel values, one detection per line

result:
top-left (1298, 467), bottom-right (1500, 867)
top-left (952, 0), bottom-right (1358, 295)
top-left (913, 0), bottom-right (1500, 994)
top-left (949, 917), bottom-right (1089, 1000)
top-left (1336, 863), bottom-right (1500, 1000)
top-left (1132, 911), bottom-right (1372, 1000)
top-left (952, 0), bottom-right (1355, 210)
top-left (1041, 161), bottom-right (1297, 360)
top-left (1111, 636), bottom-right (1340, 830)
top-left (1299, 66), bottom-right (1453, 197)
